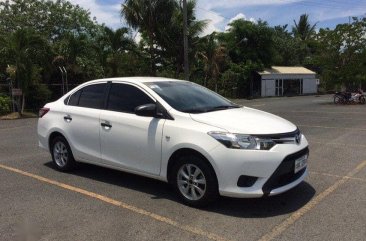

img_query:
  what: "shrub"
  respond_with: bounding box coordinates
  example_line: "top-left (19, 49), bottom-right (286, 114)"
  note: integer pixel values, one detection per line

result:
top-left (0, 95), bottom-right (11, 115)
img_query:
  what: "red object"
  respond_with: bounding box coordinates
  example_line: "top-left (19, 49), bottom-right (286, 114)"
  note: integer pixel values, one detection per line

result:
top-left (39, 107), bottom-right (50, 118)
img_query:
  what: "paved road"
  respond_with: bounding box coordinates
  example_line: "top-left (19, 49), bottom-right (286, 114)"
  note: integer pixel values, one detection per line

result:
top-left (0, 95), bottom-right (365, 241)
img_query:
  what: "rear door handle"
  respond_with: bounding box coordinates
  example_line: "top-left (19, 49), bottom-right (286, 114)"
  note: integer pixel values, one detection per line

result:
top-left (101, 122), bottom-right (112, 129)
top-left (64, 115), bottom-right (72, 122)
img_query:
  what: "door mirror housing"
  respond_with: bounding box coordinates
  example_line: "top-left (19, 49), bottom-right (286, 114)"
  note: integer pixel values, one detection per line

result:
top-left (135, 103), bottom-right (157, 117)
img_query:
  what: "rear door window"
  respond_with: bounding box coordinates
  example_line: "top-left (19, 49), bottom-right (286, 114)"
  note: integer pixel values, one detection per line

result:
top-left (107, 83), bottom-right (154, 113)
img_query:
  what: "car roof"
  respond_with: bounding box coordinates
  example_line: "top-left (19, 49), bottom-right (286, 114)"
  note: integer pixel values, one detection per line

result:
top-left (85, 76), bottom-right (186, 84)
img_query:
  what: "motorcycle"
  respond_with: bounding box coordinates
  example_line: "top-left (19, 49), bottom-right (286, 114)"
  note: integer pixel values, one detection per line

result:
top-left (334, 90), bottom-right (365, 104)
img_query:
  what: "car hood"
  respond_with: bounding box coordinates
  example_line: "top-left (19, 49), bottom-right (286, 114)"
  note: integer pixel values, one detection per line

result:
top-left (190, 107), bottom-right (297, 134)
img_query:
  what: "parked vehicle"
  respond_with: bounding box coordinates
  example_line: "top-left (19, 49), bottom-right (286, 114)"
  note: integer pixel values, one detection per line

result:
top-left (38, 77), bottom-right (309, 207)
top-left (334, 90), bottom-right (365, 104)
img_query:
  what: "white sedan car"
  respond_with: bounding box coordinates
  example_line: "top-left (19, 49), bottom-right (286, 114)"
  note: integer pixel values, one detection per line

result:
top-left (38, 77), bottom-right (309, 207)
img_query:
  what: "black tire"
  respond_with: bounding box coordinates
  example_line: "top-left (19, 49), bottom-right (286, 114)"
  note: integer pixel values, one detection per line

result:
top-left (334, 95), bottom-right (341, 104)
top-left (50, 136), bottom-right (76, 171)
top-left (171, 155), bottom-right (219, 207)
top-left (360, 96), bottom-right (365, 105)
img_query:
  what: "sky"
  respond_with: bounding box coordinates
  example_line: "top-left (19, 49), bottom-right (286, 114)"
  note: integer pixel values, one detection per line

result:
top-left (69, 0), bottom-right (366, 38)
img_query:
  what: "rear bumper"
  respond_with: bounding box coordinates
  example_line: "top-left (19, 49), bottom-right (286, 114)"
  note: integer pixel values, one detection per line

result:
top-left (37, 119), bottom-right (49, 151)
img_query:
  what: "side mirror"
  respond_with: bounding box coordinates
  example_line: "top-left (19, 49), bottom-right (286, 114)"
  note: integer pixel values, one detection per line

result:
top-left (135, 103), bottom-right (157, 117)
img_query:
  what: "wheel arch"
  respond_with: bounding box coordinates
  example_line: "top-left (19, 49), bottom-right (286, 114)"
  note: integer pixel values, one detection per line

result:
top-left (166, 148), bottom-right (218, 185)
top-left (48, 131), bottom-right (67, 150)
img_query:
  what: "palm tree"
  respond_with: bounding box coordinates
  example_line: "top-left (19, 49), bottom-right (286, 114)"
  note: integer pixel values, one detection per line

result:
top-left (121, 0), bottom-right (176, 76)
top-left (293, 14), bottom-right (317, 41)
top-left (197, 33), bottom-right (226, 91)
top-left (157, 0), bottom-right (207, 77)
top-left (101, 27), bottom-right (135, 76)
top-left (292, 14), bottom-right (317, 64)
top-left (0, 28), bottom-right (47, 113)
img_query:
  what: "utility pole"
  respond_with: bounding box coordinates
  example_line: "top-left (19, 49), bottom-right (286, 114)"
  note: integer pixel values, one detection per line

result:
top-left (183, 0), bottom-right (189, 81)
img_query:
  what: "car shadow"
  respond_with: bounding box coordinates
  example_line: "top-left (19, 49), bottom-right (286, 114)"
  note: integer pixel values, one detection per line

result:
top-left (44, 161), bottom-right (315, 218)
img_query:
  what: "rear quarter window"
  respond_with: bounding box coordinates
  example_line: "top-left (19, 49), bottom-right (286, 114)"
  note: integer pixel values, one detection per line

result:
top-left (67, 90), bottom-right (82, 106)
top-left (78, 84), bottom-right (106, 109)
top-left (66, 83), bottom-right (106, 109)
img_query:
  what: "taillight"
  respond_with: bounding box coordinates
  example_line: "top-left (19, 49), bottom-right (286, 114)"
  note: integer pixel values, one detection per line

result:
top-left (39, 107), bottom-right (50, 118)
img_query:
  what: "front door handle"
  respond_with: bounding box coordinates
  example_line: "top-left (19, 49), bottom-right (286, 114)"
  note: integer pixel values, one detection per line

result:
top-left (64, 115), bottom-right (72, 122)
top-left (101, 122), bottom-right (112, 129)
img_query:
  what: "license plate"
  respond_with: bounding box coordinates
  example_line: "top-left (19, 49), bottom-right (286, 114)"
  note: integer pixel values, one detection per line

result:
top-left (294, 154), bottom-right (308, 173)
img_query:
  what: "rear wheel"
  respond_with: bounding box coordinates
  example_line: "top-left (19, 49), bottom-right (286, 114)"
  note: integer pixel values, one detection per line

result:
top-left (51, 136), bottom-right (76, 171)
top-left (171, 155), bottom-right (219, 207)
top-left (334, 95), bottom-right (342, 104)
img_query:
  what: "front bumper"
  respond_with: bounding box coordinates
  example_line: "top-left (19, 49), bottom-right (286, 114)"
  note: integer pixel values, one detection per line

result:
top-left (209, 134), bottom-right (309, 198)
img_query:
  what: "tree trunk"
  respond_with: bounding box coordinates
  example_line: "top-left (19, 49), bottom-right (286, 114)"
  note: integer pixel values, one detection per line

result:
top-left (175, 63), bottom-right (181, 78)
top-left (20, 94), bottom-right (25, 115)
top-left (148, 32), bottom-right (156, 76)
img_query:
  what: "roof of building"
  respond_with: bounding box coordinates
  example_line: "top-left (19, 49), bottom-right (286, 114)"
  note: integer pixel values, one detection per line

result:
top-left (258, 66), bottom-right (316, 75)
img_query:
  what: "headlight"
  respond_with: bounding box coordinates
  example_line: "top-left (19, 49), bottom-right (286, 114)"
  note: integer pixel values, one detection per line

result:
top-left (208, 132), bottom-right (276, 150)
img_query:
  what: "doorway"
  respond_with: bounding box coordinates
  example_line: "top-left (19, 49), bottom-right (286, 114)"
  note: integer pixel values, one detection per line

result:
top-left (283, 79), bottom-right (303, 96)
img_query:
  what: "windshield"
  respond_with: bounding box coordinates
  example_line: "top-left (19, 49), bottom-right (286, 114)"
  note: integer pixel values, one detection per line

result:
top-left (144, 81), bottom-right (240, 113)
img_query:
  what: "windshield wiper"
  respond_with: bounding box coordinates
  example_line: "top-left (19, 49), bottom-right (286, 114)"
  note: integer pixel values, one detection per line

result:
top-left (183, 105), bottom-right (240, 114)
top-left (182, 109), bottom-right (206, 113)
top-left (204, 105), bottom-right (241, 112)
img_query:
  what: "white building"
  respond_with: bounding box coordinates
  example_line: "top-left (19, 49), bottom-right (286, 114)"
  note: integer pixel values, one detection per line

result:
top-left (255, 66), bottom-right (318, 97)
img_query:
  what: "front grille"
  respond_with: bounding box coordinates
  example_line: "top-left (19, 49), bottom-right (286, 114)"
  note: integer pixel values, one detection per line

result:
top-left (256, 128), bottom-right (301, 145)
top-left (262, 147), bottom-right (309, 195)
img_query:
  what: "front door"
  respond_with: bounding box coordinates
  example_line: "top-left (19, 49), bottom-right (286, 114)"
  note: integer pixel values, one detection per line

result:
top-left (100, 83), bottom-right (165, 175)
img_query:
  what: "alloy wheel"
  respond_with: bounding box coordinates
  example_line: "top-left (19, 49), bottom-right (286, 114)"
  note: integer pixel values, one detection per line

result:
top-left (177, 164), bottom-right (206, 201)
top-left (53, 141), bottom-right (69, 167)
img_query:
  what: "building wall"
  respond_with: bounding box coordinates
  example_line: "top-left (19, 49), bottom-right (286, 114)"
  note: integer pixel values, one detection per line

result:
top-left (260, 74), bottom-right (317, 96)
top-left (261, 79), bottom-right (276, 97)
top-left (302, 78), bottom-right (317, 94)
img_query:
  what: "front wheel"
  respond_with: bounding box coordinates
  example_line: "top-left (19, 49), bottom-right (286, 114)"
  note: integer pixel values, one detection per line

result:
top-left (51, 136), bottom-right (76, 171)
top-left (172, 155), bottom-right (219, 207)
top-left (360, 96), bottom-right (365, 104)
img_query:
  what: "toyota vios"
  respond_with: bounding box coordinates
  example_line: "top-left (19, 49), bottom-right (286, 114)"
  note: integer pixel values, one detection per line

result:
top-left (38, 77), bottom-right (309, 207)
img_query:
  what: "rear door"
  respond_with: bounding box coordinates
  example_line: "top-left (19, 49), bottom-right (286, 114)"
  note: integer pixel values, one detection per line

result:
top-left (63, 83), bottom-right (107, 163)
top-left (100, 83), bottom-right (165, 175)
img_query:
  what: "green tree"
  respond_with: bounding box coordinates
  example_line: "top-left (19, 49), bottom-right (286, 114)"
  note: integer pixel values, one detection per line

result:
top-left (292, 14), bottom-right (317, 41)
top-left (157, 0), bottom-right (207, 77)
top-left (99, 27), bottom-right (136, 77)
top-left (0, 0), bottom-right (99, 40)
top-left (0, 28), bottom-right (48, 113)
top-left (121, 0), bottom-right (176, 75)
top-left (292, 14), bottom-right (317, 64)
top-left (314, 17), bottom-right (366, 90)
top-left (217, 19), bottom-right (271, 97)
top-left (272, 25), bottom-right (300, 66)
top-left (220, 19), bottom-right (275, 66)
top-left (53, 32), bottom-right (104, 84)
top-left (0, 0), bottom-right (110, 99)
top-left (196, 33), bottom-right (227, 90)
